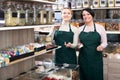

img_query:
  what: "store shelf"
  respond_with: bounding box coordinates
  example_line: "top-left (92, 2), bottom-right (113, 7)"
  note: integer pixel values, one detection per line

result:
top-left (7, 46), bottom-right (61, 67)
top-left (0, 24), bottom-right (57, 31)
top-left (20, 0), bottom-right (58, 4)
top-left (54, 7), bottom-right (120, 11)
top-left (106, 31), bottom-right (120, 34)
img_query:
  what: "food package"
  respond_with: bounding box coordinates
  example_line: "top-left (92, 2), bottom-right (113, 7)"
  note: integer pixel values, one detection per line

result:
top-left (105, 22), bottom-right (119, 31)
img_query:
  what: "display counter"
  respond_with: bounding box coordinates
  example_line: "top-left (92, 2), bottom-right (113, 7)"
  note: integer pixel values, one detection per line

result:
top-left (12, 63), bottom-right (79, 80)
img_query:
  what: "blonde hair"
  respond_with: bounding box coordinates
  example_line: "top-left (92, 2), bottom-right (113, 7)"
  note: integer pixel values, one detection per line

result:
top-left (61, 8), bottom-right (73, 15)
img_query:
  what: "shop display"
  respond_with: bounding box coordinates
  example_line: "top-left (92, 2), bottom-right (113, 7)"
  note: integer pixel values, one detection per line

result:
top-left (13, 64), bottom-right (79, 80)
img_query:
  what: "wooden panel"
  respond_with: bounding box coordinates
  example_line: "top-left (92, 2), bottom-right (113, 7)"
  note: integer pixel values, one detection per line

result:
top-left (0, 28), bottom-right (34, 50)
top-left (108, 74), bottom-right (120, 80)
top-left (108, 63), bottom-right (120, 74)
top-left (0, 58), bottom-right (35, 80)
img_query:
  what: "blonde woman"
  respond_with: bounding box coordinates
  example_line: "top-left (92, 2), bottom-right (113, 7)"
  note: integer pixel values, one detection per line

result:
top-left (49, 8), bottom-right (78, 65)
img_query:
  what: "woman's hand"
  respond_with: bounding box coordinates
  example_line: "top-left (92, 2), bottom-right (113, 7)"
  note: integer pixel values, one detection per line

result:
top-left (64, 42), bottom-right (72, 48)
top-left (97, 45), bottom-right (103, 51)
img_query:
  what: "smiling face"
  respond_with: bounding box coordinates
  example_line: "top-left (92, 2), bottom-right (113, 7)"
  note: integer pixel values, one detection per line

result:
top-left (82, 10), bottom-right (93, 24)
top-left (61, 8), bottom-right (72, 22)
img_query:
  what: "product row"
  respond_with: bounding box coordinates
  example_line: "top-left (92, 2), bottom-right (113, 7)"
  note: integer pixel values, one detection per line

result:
top-left (0, 1), bottom-right (55, 27)
top-left (0, 42), bottom-right (58, 68)
top-left (53, 0), bottom-right (120, 10)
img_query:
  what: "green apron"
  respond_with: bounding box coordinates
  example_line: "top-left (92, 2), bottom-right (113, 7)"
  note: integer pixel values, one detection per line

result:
top-left (54, 24), bottom-right (77, 65)
top-left (78, 24), bottom-right (103, 80)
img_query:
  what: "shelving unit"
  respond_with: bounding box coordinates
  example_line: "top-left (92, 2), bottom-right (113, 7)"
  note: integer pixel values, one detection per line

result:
top-left (0, 0), bottom-right (59, 80)
top-left (0, 24), bottom-right (57, 31)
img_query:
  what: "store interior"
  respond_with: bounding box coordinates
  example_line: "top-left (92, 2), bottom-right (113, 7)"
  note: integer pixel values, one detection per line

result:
top-left (0, 0), bottom-right (120, 80)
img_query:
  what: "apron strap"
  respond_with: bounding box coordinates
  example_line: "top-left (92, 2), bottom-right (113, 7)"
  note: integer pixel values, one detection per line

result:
top-left (83, 23), bottom-right (96, 32)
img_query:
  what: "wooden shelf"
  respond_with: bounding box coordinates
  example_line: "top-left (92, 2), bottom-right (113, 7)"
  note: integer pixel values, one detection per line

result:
top-left (54, 7), bottom-right (120, 11)
top-left (7, 46), bottom-right (61, 67)
top-left (0, 24), bottom-right (57, 31)
top-left (20, 0), bottom-right (58, 4)
top-left (106, 31), bottom-right (120, 34)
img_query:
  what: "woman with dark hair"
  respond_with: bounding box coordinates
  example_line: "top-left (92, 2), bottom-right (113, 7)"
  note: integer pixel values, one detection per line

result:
top-left (78, 8), bottom-right (107, 80)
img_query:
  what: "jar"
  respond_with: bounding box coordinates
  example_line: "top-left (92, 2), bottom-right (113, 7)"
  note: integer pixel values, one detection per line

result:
top-left (33, 3), bottom-right (40, 25)
top-left (46, 5), bottom-right (54, 24)
top-left (5, 1), bottom-right (18, 26)
top-left (93, 0), bottom-right (100, 8)
top-left (108, 0), bottom-right (115, 7)
top-left (24, 3), bottom-right (34, 25)
top-left (63, 0), bottom-right (71, 8)
top-left (39, 6), bottom-right (47, 25)
top-left (76, 0), bottom-right (82, 9)
top-left (83, 0), bottom-right (90, 8)
top-left (16, 2), bottom-right (25, 26)
top-left (100, 0), bottom-right (107, 7)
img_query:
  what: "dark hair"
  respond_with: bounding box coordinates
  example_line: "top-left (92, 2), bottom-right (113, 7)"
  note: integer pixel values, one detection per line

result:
top-left (80, 8), bottom-right (95, 19)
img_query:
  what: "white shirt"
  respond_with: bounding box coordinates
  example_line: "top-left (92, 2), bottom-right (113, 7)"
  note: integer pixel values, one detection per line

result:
top-left (48, 22), bottom-right (78, 48)
top-left (78, 23), bottom-right (108, 48)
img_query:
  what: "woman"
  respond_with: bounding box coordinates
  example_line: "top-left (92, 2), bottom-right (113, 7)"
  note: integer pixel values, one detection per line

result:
top-left (78, 8), bottom-right (107, 80)
top-left (49, 8), bottom-right (78, 65)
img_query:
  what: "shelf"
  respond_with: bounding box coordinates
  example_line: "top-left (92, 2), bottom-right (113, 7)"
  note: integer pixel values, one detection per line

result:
top-left (20, 0), bottom-right (58, 4)
top-left (0, 24), bottom-right (57, 31)
top-left (7, 46), bottom-right (61, 67)
top-left (106, 31), bottom-right (120, 34)
top-left (54, 7), bottom-right (120, 11)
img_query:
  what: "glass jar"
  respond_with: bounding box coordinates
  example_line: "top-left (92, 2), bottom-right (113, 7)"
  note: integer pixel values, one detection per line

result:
top-left (46, 5), bottom-right (54, 24)
top-left (39, 6), bottom-right (47, 25)
top-left (16, 2), bottom-right (25, 26)
top-left (24, 3), bottom-right (34, 25)
top-left (5, 1), bottom-right (18, 26)
top-left (33, 3), bottom-right (40, 25)
top-left (76, 0), bottom-right (82, 9)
